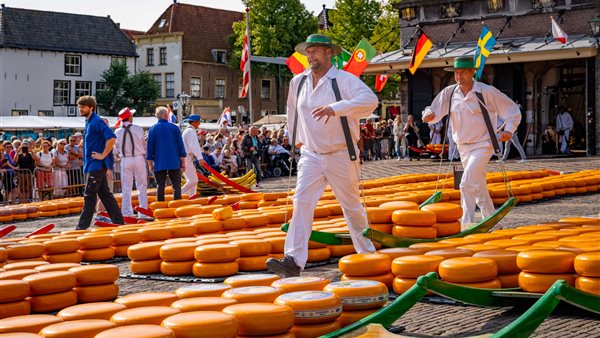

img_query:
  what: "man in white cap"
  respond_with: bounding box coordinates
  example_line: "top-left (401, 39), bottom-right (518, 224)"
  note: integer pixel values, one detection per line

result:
top-left (266, 34), bottom-right (378, 277)
top-left (181, 114), bottom-right (203, 197)
top-left (114, 107), bottom-right (148, 218)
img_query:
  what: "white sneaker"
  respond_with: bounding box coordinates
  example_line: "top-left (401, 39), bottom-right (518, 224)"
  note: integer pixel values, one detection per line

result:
top-left (518, 159), bottom-right (527, 163)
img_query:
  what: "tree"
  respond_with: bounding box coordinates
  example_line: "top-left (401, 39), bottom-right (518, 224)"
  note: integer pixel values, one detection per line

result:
top-left (125, 71), bottom-right (160, 115)
top-left (328, 0), bottom-right (382, 51)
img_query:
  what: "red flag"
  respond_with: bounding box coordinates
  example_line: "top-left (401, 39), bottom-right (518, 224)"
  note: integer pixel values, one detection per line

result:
top-left (240, 22), bottom-right (250, 98)
top-left (551, 17), bottom-right (567, 44)
top-left (375, 74), bottom-right (389, 92)
top-left (408, 33), bottom-right (433, 75)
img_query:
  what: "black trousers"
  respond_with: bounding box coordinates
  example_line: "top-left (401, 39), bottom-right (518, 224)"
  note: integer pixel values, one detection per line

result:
top-left (77, 168), bottom-right (123, 230)
top-left (155, 169), bottom-right (182, 201)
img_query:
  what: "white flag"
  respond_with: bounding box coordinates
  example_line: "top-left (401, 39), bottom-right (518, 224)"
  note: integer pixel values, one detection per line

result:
top-left (551, 17), bottom-right (567, 45)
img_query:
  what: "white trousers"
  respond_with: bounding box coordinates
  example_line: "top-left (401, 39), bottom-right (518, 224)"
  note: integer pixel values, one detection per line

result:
top-left (182, 158), bottom-right (198, 197)
top-left (120, 156), bottom-right (148, 216)
top-left (284, 148), bottom-right (375, 269)
top-left (459, 146), bottom-right (495, 224)
top-left (559, 130), bottom-right (570, 154)
top-left (502, 134), bottom-right (527, 161)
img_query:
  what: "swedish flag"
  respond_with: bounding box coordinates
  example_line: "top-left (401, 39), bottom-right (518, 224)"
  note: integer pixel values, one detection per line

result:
top-left (473, 25), bottom-right (496, 80)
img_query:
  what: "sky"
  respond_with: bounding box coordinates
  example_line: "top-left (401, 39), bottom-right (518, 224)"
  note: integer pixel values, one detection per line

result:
top-left (2, 0), bottom-right (337, 31)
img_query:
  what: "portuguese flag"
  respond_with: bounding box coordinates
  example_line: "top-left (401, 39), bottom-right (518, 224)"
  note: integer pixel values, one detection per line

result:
top-left (408, 32), bottom-right (433, 75)
top-left (343, 38), bottom-right (377, 77)
top-left (286, 52), bottom-right (309, 75)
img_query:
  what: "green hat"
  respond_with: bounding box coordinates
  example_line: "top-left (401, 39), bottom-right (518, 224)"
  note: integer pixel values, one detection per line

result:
top-left (444, 56), bottom-right (477, 72)
top-left (295, 34), bottom-right (342, 56)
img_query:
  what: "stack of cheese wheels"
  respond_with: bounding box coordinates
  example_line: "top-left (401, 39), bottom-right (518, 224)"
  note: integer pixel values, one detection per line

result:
top-left (473, 250), bottom-right (521, 288)
top-left (95, 324), bottom-right (176, 338)
top-left (230, 239), bottom-right (271, 271)
top-left (517, 250), bottom-right (577, 293)
top-left (39, 319), bottom-right (117, 337)
top-left (161, 311), bottom-right (238, 338)
top-left (111, 230), bottom-right (143, 257)
top-left (170, 296), bottom-right (237, 313)
top-left (275, 291), bottom-right (342, 338)
top-left (7, 243), bottom-right (46, 262)
top-left (57, 302), bottom-right (128, 321)
top-left (222, 286), bottom-right (284, 304)
top-left (42, 238), bottom-right (82, 263)
top-left (224, 274), bottom-right (281, 288)
top-left (69, 264), bottom-right (119, 303)
top-left (339, 253), bottom-right (393, 287)
top-left (193, 243), bottom-right (240, 278)
top-left (77, 233), bottom-right (114, 262)
top-left (438, 257), bottom-right (501, 288)
top-left (0, 314), bottom-right (63, 334)
top-left (0, 279), bottom-right (31, 318)
top-left (222, 303), bottom-right (295, 336)
top-left (391, 255), bottom-right (445, 294)
top-left (391, 209), bottom-right (437, 239)
top-left (139, 224), bottom-right (172, 242)
top-left (307, 240), bottom-right (332, 264)
top-left (110, 306), bottom-right (181, 326)
top-left (271, 276), bottom-right (330, 293)
top-left (421, 203), bottom-right (463, 237)
top-left (574, 252), bottom-right (600, 295)
top-left (23, 271), bottom-right (78, 313)
top-left (323, 280), bottom-right (388, 328)
top-left (128, 241), bottom-right (164, 275)
top-left (159, 242), bottom-right (199, 276)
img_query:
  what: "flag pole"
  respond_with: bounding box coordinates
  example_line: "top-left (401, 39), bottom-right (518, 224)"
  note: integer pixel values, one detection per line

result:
top-left (245, 6), bottom-right (254, 125)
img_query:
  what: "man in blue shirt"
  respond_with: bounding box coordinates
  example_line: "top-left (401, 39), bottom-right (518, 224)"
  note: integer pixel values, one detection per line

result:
top-left (76, 96), bottom-right (123, 229)
top-left (146, 106), bottom-right (187, 201)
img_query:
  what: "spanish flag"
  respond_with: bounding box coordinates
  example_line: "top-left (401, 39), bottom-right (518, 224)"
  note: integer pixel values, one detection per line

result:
top-left (408, 33), bottom-right (433, 75)
top-left (286, 52), bottom-right (309, 75)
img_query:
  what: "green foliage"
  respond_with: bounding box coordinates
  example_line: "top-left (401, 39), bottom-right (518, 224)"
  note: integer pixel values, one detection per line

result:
top-left (328, 0), bottom-right (382, 50)
top-left (229, 0), bottom-right (318, 78)
top-left (369, 1), bottom-right (402, 99)
top-left (96, 61), bottom-right (159, 115)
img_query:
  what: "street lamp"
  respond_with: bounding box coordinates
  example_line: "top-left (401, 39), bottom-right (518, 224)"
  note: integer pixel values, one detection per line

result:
top-left (400, 7), bottom-right (416, 21)
top-left (177, 92), bottom-right (191, 122)
top-left (589, 16), bottom-right (600, 45)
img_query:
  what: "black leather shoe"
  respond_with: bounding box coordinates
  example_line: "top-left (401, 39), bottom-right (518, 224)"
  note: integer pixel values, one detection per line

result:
top-left (266, 255), bottom-right (301, 277)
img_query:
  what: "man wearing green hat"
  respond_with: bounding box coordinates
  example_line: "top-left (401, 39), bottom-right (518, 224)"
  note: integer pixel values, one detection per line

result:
top-left (423, 56), bottom-right (521, 224)
top-left (266, 34), bottom-right (378, 277)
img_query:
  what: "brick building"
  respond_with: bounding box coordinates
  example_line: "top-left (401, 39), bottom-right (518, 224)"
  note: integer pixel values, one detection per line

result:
top-left (367, 0), bottom-right (600, 156)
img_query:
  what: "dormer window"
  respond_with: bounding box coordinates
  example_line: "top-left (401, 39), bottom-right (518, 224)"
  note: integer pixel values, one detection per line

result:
top-left (159, 19), bottom-right (167, 28)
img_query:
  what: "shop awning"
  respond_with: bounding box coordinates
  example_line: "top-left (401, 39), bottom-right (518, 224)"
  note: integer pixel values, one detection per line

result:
top-left (365, 34), bottom-right (598, 74)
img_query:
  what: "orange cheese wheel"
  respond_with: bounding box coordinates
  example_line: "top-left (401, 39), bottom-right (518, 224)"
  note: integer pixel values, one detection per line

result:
top-left (379, 201), bottom-right (419, 211)
top-left (160, 261), bottom-right (194, 276)
top-left (163, 237), bottom-right (198, 244)
top-left (112, 245), bottom-right (131, 257)
top-left (128, 242), bottom-right (164, 261)
top-left (425, 248), bottom-right (473, 259)
top-left (75, 283), bottom-right (119, 303)
top-left (0, 314), bottom-right (62, 334)
top-left (95, 324), bottom-right (175, 338)
top-left (168, 225), bottom-right (197, 238)
top-left (110, 306), bottom-right (181, 326)
top-left (451, 279), bottom-right (502, 289)
top-left (2, 261), bottom-right (49, 271)
top-left (434, 221), bottom-right (462, 237)
top-left (409, 242), bottom-right (456, 252)
top-left (0, 300), bottom-right (31, 319)
top-left (29, 290), bottom-right (78, 313)
top-left (130, 259), bottom-right (162, 274)
top-left (224, 274), bottom-right (281, 288)
top-left (243, 215), bottom-right (269, 228)
top-left (192, 261), bottom-right (238, 278)
top-left (111, 231), bottom-right (143, 246)
top-left (139, 227), bottom-right (171, 241)
top-left (173, 206), bottom-right (205, 218)
top-left (519, 272), bottom-right (577, 293)
top-left (265, 237), bottom-right (286, 253)
top-left (328, 244), bottom-right (356, 257)
top-left (574, 252), bottom-right (600, 277)
top-left (39, 319), bottom-right (116, 338)
top-left (392, 277), bottom-right (417, 295)
top-left (0, 269), bottom-right (39, 280)
top-left (171, 297), bottom-right (238, 312)
top-left (229, 239), bottom-right (271, 257)
top-left (194, 244), bottom-right (240, 263)
top-left (161, 311), bottom-right (238, 338)
top-left (175, 284), bottom-right (231, 299)
top-left (222, 286), bottom-right (284, 304)
top-left (323, 280), bottom-right (388, 310)
top-left (69, 264), bottom-right (119, 285)
top-left (23, 271), bottom-right (76, 295)
top-left (391, 210), bottom-right (436, 226)
top-left (115, 292), bottom-right (178, 309)
top-left (493, 229), bottom-right (535, 237)
top-left (365, 207), bottom-right (393, 223)
top-left (340, 272), bottom-right (394, 288)
top-left (271, 276), bottom-right (330, 293)
top-left (575, 276), bottom-right (600, 296)
top-left (79, 247), bottom-right (114, 262)
top-left (456, 244), bottom-right (501, 253)
top-left (44, 252), bottom-right (83, 264)
top-left (237, 255), bottom-right (269, 271)
top-left (43, 239), bottom-right (80, 254)
top-left (378, 247), bottom-right (426, 260)
top-left (497, 273), bottom-right (520, 288)
top-left (0, 279), bottom-right (30, 303)
top-left (484, 239), bottom-right (532, 249)
top-left (337, 308), bottom-right (379, 328)
top-left (391, 255), bottom-right (444, 278)
top-left (159, 243), bottom-right (198, 262)
top-left (338, 253), bottom-right (391, 277)
top-left (222, 303), bottom-right (294, 336)
top-left (7, 243), bottom-right (45, 259)
top-left (421, 203), bottom-right (462, 222)
top-left (473, 250), bottom-right (519, 275)
top-left (516, 250), bottom-right (576, 273)
top-left (438, 257), bottom-right (498, 283)
top-left (438, 238), bottom-right (484, 246)
top-left (392, 225), bottom-right (437, 239)
top-left (274, 291), bottom-right (342, 324)
top-left (465, 233), bottom-right (508, 242)
top-left (57, 302), bottom-right (127, 321)
top-left (168, 199), bottom-right (195, 209)
top-left (307, 247), bottom-right (331, 262)
top-left (77, 235), bottom-right (112, 250)
top-left (221, 218), bottom-right (246, 231)
top-left (512, 234), bottom-right (560, 243)
top-left (153, 208), bottom-right (176, 219)
top-left (290, 321), bottom-right (341, 338)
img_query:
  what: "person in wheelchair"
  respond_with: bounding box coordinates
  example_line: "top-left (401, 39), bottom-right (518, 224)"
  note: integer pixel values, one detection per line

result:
top-left (266, 139), bottom-right (291, 177)
top-left (201, 145), bottom-right (220, 172)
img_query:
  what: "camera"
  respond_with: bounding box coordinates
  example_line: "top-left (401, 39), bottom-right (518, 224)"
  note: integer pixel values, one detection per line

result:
top-left (22, 147), bottom-right (28, 153)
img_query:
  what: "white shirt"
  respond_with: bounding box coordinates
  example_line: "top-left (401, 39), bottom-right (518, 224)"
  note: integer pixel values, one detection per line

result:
top-left (428, 81), bottom-right (521, 149)
top-left (556, 112), bottom-right (574, 132)
top-left (182, 126), bottom-right (202, 161)
top-left (269, 144), bottom-right (291, 155)
top-left (287, 66), bottom-right (378, 154)
top-left (114, 122), bottom-right (146, 158)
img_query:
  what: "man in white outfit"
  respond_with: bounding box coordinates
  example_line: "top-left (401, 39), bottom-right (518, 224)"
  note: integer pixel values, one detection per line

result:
top-left (114, 107), bottom-right (148, 218)
top-left (423, 56), bottom-right (521, 224)
top-left (556, 108), bottom-right (574, 154)
top-left (181, 114), bottom-right (203, 197)
top-left (266, 34), bottom-right (377, 277)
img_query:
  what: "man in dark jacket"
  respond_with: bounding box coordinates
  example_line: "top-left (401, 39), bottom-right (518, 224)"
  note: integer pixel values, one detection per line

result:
top-left (241, 126), bottom-right (262, 188)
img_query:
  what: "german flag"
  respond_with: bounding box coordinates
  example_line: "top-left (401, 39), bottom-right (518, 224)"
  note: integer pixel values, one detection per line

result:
top-left (286, 52), bottom-right (309, 75)
top-left (408, 33), bottom-right (433, 75)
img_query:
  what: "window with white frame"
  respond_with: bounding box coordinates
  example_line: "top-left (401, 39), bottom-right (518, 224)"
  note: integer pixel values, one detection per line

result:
top-left (111, 56), bottom-right (126, 64)
top-left (96, 82), bottom-right (107, 95)
top-left (261, 79), bottom-right (271, 99)
top-left (153, 74), bottom-right (163, 97)
top-left (147, 48), bottom-right (154, 66)
top-left (159, 47), bottom-right (167, 65)
top-left (75, 81), bottom-right (92, 100)
top-left (11, 110), bottom-right (28, 116)
top-left (212, 49), bottom-right (227, 64)
top-left (165, 73), bottom-right (175, 98)
top-left (38, 110), bottom-right (54, 117)
top-left (64, 55), bottom-right (81, 76)
top-left (215, 78), bottom-right (226, 99)
top-left (190, 77), bottom-right (202, 98)
top-left (53, 80), bottom-right (70, 105)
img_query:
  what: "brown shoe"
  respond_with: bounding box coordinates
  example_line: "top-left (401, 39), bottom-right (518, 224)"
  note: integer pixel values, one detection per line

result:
top-left (266, 255), bottom-right (301, 277)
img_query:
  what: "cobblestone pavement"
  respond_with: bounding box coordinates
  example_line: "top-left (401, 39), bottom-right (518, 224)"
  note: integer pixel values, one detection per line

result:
top-left (3, 156), bottom-right (600, 337)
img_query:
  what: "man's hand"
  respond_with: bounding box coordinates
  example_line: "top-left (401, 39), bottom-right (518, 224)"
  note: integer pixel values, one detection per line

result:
top-left (498, 131), bottom-right (512, 142)
top-left (312, 106), bottom-right (335, 124)
top-left (422, 110), bottom-right (435, 123)
top-left (91, 152), bottom-right (105, 160)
